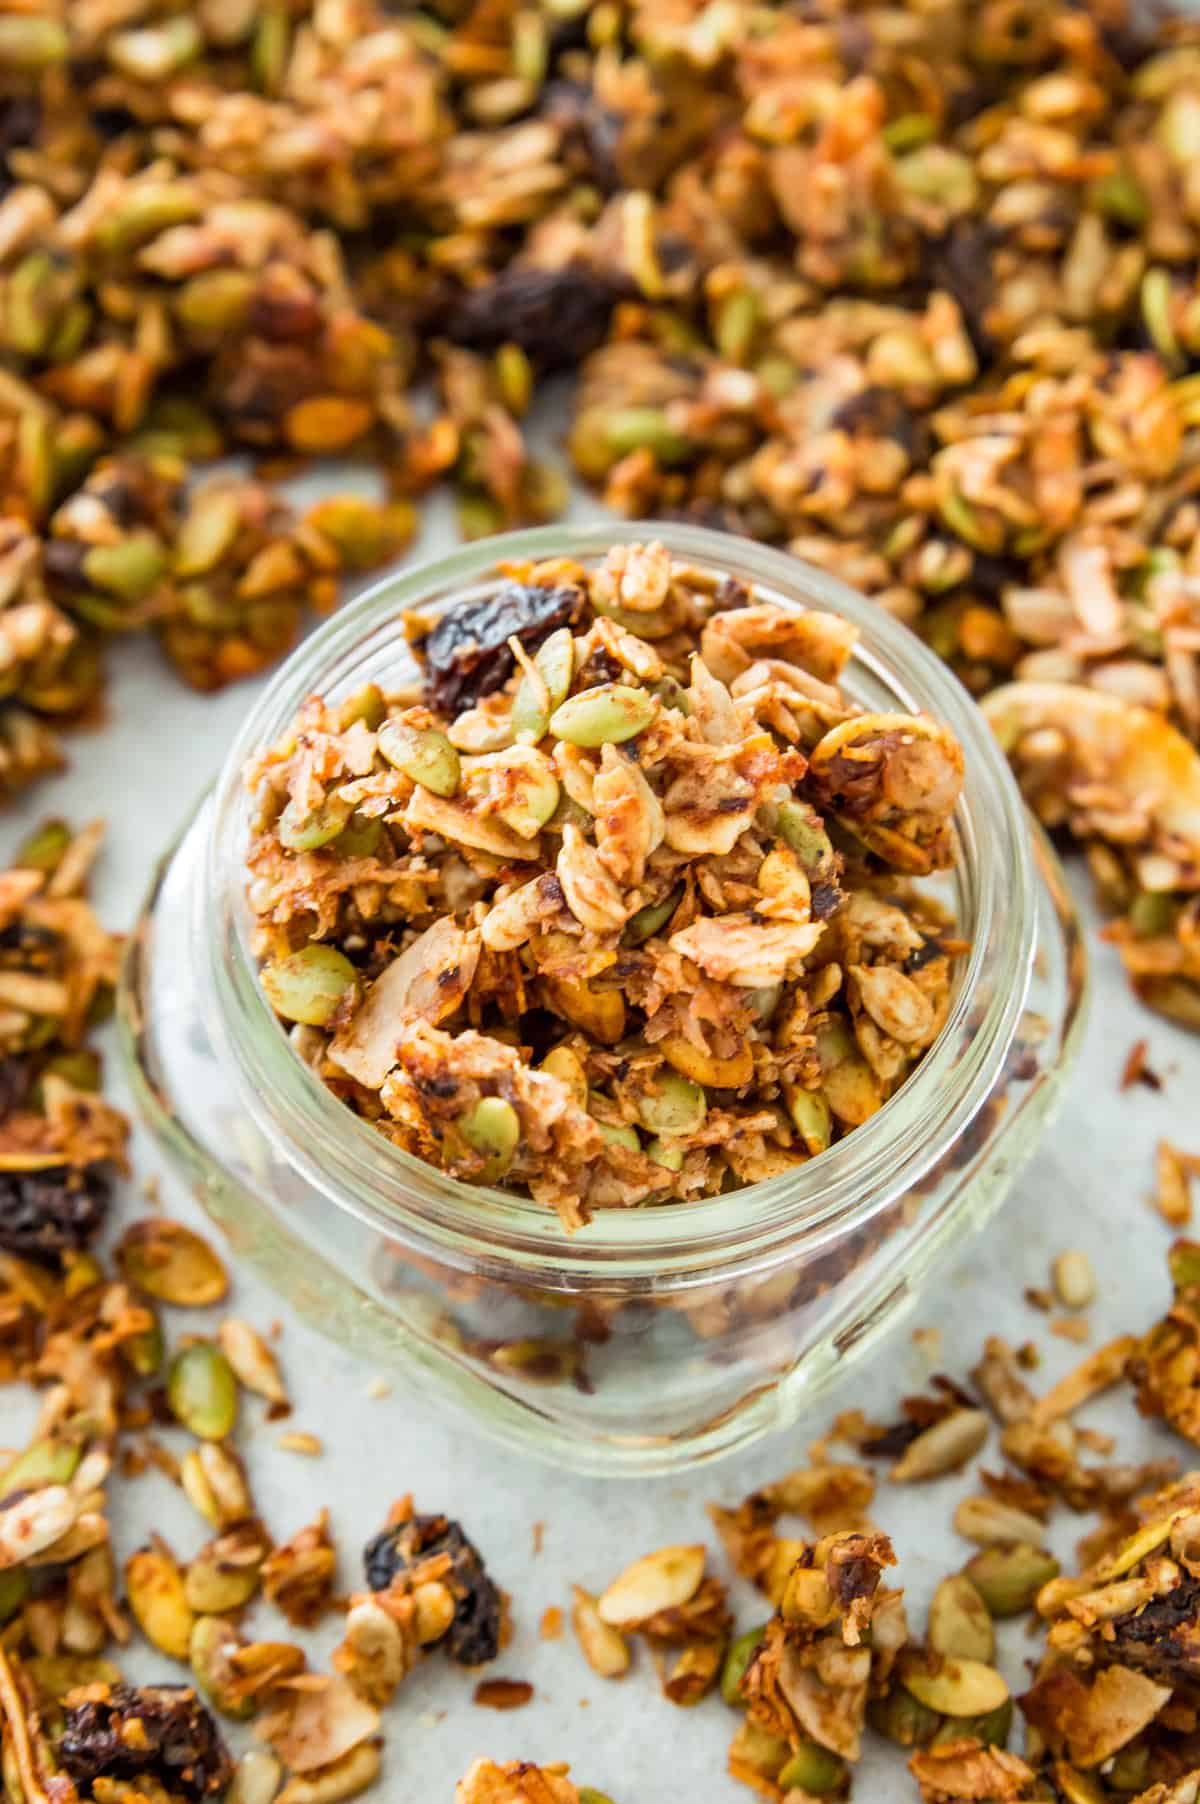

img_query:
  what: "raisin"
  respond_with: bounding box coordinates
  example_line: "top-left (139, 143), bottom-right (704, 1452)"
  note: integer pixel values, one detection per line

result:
top-left (920, 224), bottom-right (998, 361)
top-left (540, 80), bottom-right (624, 193)
top-left (0, 1164), bottom-right (109, 1264)
top-left (59, 1684), bottom-right (232, 1802)
top-left (445, 265), bottom-right (620, 370)
top-left (364, 1512), bottom-right (502, 1666)
top-left (420, 581), bottom-right (582, 715)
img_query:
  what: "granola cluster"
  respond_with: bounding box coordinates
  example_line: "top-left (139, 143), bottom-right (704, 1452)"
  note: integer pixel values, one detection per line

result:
top-left (244, 540), bottom-right (965, 1223)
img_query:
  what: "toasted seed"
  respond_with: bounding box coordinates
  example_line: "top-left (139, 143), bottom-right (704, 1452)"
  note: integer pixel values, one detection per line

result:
top-left (262, 945), bottom-right (359, 1027)
top-left (571, 1586), bottom-right (630, 1678)
top-left (965, 1544), bottom-right (1060, 1617)
top-left (928, 1573), bottom-right (995, 1663)
top-left (186, 1526), bottom-right (266, 1614)
top-left (82, 535), bottom-right (167, 603)
top-left (786, 1085), bottom-right (832, 1155)
top-left (176, 490), bottom-right (242, 577)
top-left (0, 1486), bottom-right (77, 1566)
top-left (646, 1137), bottom-right (683, 1170)
top-left (721, 1622), bottom-right (768, 1705)
top-left (228, 1751), bottom-right (283, 1804)
top-left (598, 1545), bottom-right (706, 1626)
top-left (868, 1687), bottom-right (940, 1748)
top-left (512, 627), bottom-right (575, 740)
top-left (550, 683), bottom-right (656, 747)
top-left (191, 1614), bottom-right (254, 1719)
top-left (932, 1699), bottom-right (1013, 1750)
top-left (1052, 1250), bottom-right (1096, 1310)
top-left (660, 1033), bottom-right (753, 1089)
top-left (890, 1408), bottom-right (990, 1482)
top-left (778, 1742), bottom-right (847, 1796)
top-left (622, 887), bottom-right (683, 946)
top-left (218, 1319), bottom-right (289, 1406)
top-left (637, 1071), bottom-right (706, 1137)
top-left (577, 1793), bottom-right (616, 1804)
top-left (901, 1655), bottom-right (1009, 1717)
top-left (180, 1444), bottom-right (252, 1531)
top-left (0, 1434), bottom-right (82, 1499)
top-left (277, 793), bottom-right (353, 852)
top-left (116, 1220), bottom-right (229, 1306)
top-left (275, 1741), bottom-right (381, 1804)
top-left (482, 744), bottom-right (560, 837)
top-left (14, 818), bottom-right (71, 873)
top-left (284, 396), bottom-right (374, 454)
top-left (378, 721), bottom-right (461, 796)
top-left (457, 1095), bottom-right (520, 1181)
top-left (953, 1495), bottom-right (1046, 1547)
top-left (539, 1045), bottom-right (587, 1109)
top-left (776, 801), bottom-right (836, 871)
top-left (126, 1542), bottom-right (194, 1660)
top-left (167, 1342), bottom-right (239, 1441)
top-left (602, 407), bottom-right (689, 463)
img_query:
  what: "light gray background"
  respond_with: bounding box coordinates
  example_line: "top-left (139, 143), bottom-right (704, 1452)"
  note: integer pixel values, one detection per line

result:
top-left (6, 463), bottom-right (1198, 1801)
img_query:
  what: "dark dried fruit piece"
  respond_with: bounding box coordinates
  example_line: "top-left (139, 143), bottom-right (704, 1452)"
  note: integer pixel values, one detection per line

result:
top-left (420, 582), bottom-right (583, 715)
top-left (364, 1512), bottom-right (502, 1666)
top-left (446, 266), bottom-right (620, 369)
top-left (59, 1683), bottom-right (232, 1801)
top-left (0, 1164), bottom-right (108, 1263)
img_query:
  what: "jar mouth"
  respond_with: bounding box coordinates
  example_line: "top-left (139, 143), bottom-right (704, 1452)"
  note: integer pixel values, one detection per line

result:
top-left (206, 522), bottom-right (1034, 1274)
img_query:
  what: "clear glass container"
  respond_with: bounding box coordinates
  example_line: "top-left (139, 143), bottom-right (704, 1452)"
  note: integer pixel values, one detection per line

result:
top-left (118, 524), bottom-right (1088, 1475)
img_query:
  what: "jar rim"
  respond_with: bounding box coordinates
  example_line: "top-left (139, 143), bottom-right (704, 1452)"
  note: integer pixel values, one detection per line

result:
top-left (206, 522), bottom-right (1035, 1277)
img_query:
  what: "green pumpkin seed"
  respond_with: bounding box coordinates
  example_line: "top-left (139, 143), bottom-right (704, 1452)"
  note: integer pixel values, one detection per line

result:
top-left (1170, 1241), bottom-right (1200, 1290)
top-left (277, 793), bottom-right (353, 852)
top-left (778, 1741), bottom-right (847, 1796)
top-left (645, 1137), bottom-right (683, 1170)
top-left (550, 683), bottom-right (656, 748)
top-left (82, 535), bottom-right (167, 602)
top-left (14, 818), bottom-right (70, 873)
top-left (0, 1567), bottom-right (29, 1623)
top-left (932, 1698), bottom-right (1013, 1750)
top-left (190, 1614), bottom-right (254, 1719)
top-left (0, 1434), bottom-right (82, 1499)
top-left (1142, 267), bottom-right (1182, 364)
top-left (126, 1543), bottom-right (194, 1660)
top-left (786, 1086), bottom-right (832, 1155)
top-left (96, 181), bottom-right (202, 254)
top-left (174, 270), bottom-right (255, 337)
top-left (262, 944), bottom-right (359, 1028)
top-left (776, 800), bottom-right (836, 872)
top-left (336, 684), bottom-right (387, 732)
top-left (623, 887), bottom-right (683, 947)
top-left (227, 1750), bottom-right (284, 1804)
top-left (116, 1220), bottom-right (229, 1306)
top-left (512, 627), bottom-right (576, 741)
top-left (597, 1121), bottom-right (641, 1154)
top-left (1107, 1744), bottom-right (1152, 1793)
top-left (602, 407), bottom-right (690, 464)
top-left (577, 1793), bottom-right (616, 1804)
top-left (637, 1071), bottom-right (706, 1137)
top-left (868, 1688), bottom-right (941, 1747)
top-left (901, 1655), bottom-right (1008, 1717)
top-left (715, 288), bottom-right (761, 364)
top-left (928, 1573), bottom-right (994, 1662)
top-left (175, 491), bottom-right (242, 577)
top-left (964, 1544), bottom-right (1059, 1618)
top-left (378, 720), bottom-right (461, 796)
top-left (167, 1342), bottom-right (239, 1441)
top-left (458, 1096), bottom-right (520, 1181)
top-left (540, 1045), bottom-right (587, 1109)
top-left (485, 745), bottom-right (560, 837)
top-left (1091, 165), bottom-right (1149, 226)
top-left (1130, 890), bottom-right (1178, 938)
top-left (720, 1622), bottom-right (768, 1705)
top-left (332, 813), bottom-right (384, 859)
top-left (185, 1528), bottom-right (265, 1614)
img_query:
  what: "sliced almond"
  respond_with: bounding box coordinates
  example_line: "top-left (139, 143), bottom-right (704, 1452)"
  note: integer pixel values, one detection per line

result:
top-left (597, 1544), bottom-right (705, 1627)
top-left (571, 1586), bottom-right (629, 1677)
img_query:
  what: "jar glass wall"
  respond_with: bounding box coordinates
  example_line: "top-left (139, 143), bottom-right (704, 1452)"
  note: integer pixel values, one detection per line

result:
top-left (118, 524), bottom-right (1088, 1475)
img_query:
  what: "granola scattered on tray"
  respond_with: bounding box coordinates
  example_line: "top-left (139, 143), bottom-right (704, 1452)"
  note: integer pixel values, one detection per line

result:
top-left (245, 541), bottom-right (965, 1222)
top-left (585, 1543), bottom-right (730, 1707)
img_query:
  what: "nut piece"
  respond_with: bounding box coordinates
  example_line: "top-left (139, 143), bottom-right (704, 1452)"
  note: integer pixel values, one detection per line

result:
top-left (597, 1545), bottom-right (706, 1626)
top-left (571, 1586), bottom-right (630, 1678)
top-left (927, 1574), bottom-right (995, 1664)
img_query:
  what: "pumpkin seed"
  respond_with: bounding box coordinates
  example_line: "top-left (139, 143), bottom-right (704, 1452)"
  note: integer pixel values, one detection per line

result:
top-left (336, 685), bottom-right (387, 732)
top-left (0, 1568), bottom-right (29, 1623)
top-left (776, 800), bottom-right (836, 872)
top-left (0, 15), bottom-right (69, 67)
top-left (622, 886), bottom-right (683, 946)
top-left (729, 1718), bottom-right (791, 1780)
top-left (262, 944), bottom-right (359, 1027)
top-left (602, 406), bottom-right (690, 464)
top-left (82, 535), bottom-right (167, 602)
top-left (868, 1687), bottom-right (940, 1747)
top-left (598, 1544), bottom-right (705, 1626)
top-left (512, 627), bottom-right (575, 740)
top-left (571, 1586), bottom-right (630, 1678)
top-left (577, 1793), bottom-right (616, 1804)
top-left (1053, 1769), bottom-right (1108, 1804)
top-left (778, 1741), bottom-right (847, 1795)
top-left (121, 1312), bottom-right (164, 1378)
top-left (277, 793), bottom-right (353, 852)
top-left (785, 1085), bottom-right (832, 1155)
top-left (180, 1443), bottom-right (252, 1531)
top-left (185, 1525), bottom-right (266, 1614)
top-left (637, 1071), bottom-right (706, 1137)
top-left (597, 1121), bottom-right (641, 1154)
top-left (1170, 1241), bottom-right (1200, 1290)
top-left (167, 1342), bottom-right (239, 1441)
top-left (964, 1544), bottom-right (1060, 1618)
top-left (191, 1614), bottom-right (254, 1719)
top-left (932, 1698), bottom-right (1013, 1750)
top-left (228, 1751), bottom-right (283, 1804)
top-left (14, 818), bottom-right (71, 874)
top-left (0, 1434), bottom-right (82, 1499)
top-left (126, 1542), bottom-right (194, 1660)
top-left (116, 1219), bottom-right (229, 1306)
top-left (953, 1495), bottom-right (1046, 1547)
top-left (479, 744), bottom-right (560, 837)
top-left (1052, 1250), bottom-right (1095, 1310)
top-left (901, 1654), bottom-right (1009, 1717)
top-left (645, 1137), bottom-right (683, 1170)
top-left (660, 1033), bottom-right (753, 1089)
top-left (928, 1573), bottom-right (994, 1663)
top-left (721, 1622), bottom-right (768, 1705)
top-left (378, 721), bottom-right (461, 796)
top-left (175, 490), bottom-right (242, 577)
top-left (550, 683), bottom-right (656, 747)
top-left (457, 1095), bottom-right (520, 1181)
top-left (275, 1743), bottom-right (381, 1804)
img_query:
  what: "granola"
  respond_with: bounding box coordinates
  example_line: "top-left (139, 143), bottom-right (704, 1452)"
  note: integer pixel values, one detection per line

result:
top-left (244, 541), bottom-right (964, 1224)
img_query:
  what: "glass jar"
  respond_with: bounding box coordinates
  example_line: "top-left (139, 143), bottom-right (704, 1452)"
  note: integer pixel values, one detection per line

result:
top-left (118, 523), bottom-right (1087, 1476)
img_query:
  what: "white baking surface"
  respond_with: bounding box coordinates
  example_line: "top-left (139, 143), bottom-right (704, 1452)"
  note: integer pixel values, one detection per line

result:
top-left (5, 465), bottom-right (1199, 1803)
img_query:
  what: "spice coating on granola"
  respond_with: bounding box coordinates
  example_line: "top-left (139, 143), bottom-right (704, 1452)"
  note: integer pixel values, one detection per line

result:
top-left (244, 542), bottom-right (964, 1224)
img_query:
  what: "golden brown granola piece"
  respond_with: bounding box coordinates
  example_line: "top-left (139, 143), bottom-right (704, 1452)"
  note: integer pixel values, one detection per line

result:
top-left (455, 1761), bottom-right (582, 1804)
top-left (909, 1739), bottom-right (1040, 1803)
top-left (261, 1510), bottom-right (338, 1629)
top-left (1130, 1245), bottom-right (1200, 1448)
